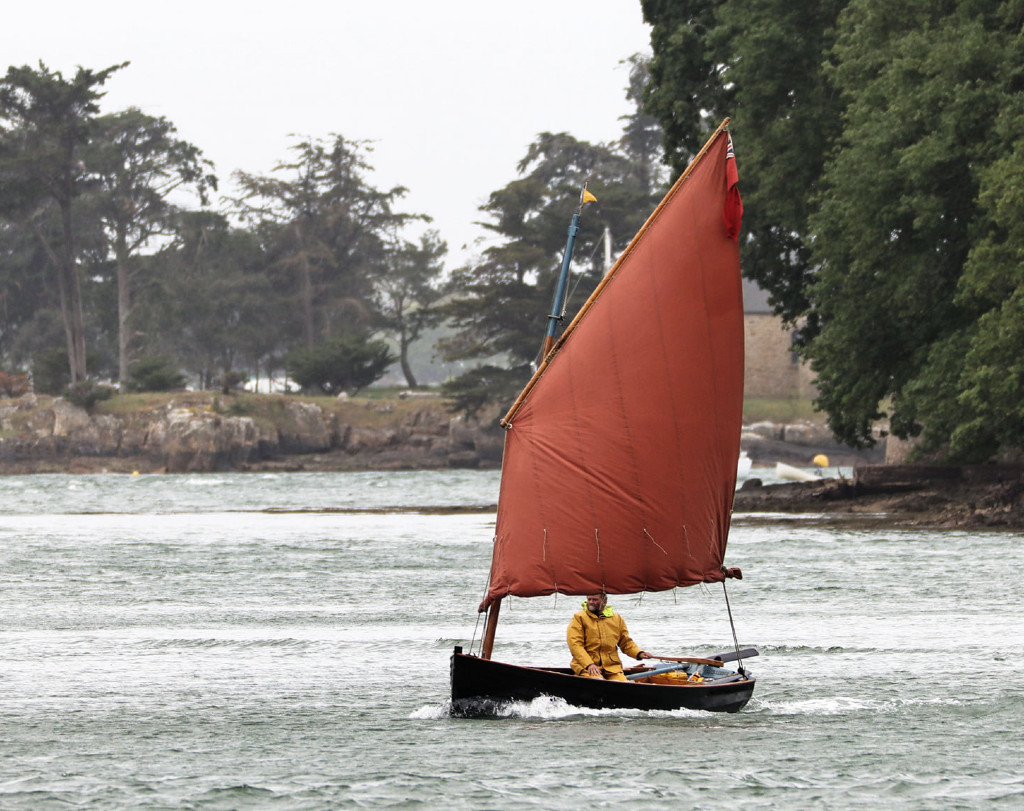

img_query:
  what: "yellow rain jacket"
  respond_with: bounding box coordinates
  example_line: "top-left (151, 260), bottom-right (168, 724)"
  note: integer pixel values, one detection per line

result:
top-left (567, 603), bottom-right (644, 677)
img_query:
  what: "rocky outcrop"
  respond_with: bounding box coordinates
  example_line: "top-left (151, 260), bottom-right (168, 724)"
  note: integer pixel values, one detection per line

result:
top-left (26, 400), bottom-right (261, 472)
top-left (159, 408), bottom-right (260, 472)
top-left (1, 393), bottom-right (882, 476)
top-left (276, 400), bottom-right (335, 454)
top-left (447, 415), bottom-right (504, 468)
top-left (0, 395), bottom-right (504, 474)
top-left (734, 464), bottom-right (1024, 528)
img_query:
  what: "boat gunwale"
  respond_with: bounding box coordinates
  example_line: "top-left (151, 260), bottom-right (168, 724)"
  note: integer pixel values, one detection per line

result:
top-left (523, 663), bottom-right (751, 688)
top-left (453, 652), bottom-right (755, 692)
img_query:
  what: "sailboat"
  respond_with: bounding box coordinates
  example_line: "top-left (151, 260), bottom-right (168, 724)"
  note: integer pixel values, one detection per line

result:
top-left (450, 120), bottom-right (756, 715)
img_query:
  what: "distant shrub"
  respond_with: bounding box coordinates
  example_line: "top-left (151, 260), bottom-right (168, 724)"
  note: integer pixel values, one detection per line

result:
top-left (288, 336), bottom-right (396, 395)
top-left (65, 381), bottom-right (115, 411)
top-left (0, 371), bottom-right (30, 398)
top-left (126, 356), bottom-right (186, 392)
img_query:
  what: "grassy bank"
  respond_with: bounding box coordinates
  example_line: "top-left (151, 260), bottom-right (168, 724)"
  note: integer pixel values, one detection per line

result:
top-left (8, 388), bottom-right (821, 435)
top-left (91, 389), bottom-right (451, 433)
top-left (742, 397), bottom-right (822, 423)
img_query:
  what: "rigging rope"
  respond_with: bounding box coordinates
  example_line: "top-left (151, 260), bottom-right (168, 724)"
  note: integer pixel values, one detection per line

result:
top-left (722, 580), bottom-right (746, 675)
top-left (470, 558), bottom-right (494, 656)
top-left (469, 609), bottom-right (484, 656)
top-left (560, 238), bottom-right (604, 320)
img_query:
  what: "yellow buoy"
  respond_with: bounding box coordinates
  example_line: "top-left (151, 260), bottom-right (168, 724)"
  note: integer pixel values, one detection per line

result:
top-left (812, 454), bottom-right (829, 468)
top-left (132, 470), bottom-right (140, 477)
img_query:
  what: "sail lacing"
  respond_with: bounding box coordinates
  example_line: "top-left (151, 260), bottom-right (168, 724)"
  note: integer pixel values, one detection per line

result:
top-left (543, 528), bottom-right (560, 594)
top-left (643, 528), bottom-right (668, 556)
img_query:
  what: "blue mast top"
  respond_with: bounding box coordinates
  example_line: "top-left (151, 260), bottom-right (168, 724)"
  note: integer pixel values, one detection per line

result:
top-left (543, 185), bottom-right (596, 357)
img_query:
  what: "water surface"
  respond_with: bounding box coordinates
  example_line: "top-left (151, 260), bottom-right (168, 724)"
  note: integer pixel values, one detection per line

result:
top-left (1, 471), bottom-right (1021, 808)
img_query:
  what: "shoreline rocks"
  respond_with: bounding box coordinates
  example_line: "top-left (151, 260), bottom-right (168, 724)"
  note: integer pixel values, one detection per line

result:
top-left (1, 395), bottom-right (881, 475)
top-left (0, 394), bottom-right (506, 474)
top-left (5, 393), bottom-right (1019, 528)
top-left (734, 464), bottom-right (1024, 528)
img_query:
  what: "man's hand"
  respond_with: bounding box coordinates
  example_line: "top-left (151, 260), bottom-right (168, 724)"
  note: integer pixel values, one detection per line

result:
top-left (586, 663), bottom-right (602, 677)
top-left (637, 651), bottom-right (653, 660)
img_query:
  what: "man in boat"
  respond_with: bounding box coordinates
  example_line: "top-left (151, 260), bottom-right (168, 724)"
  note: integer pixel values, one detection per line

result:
top-left (567, 593), bottom-right (653, 681)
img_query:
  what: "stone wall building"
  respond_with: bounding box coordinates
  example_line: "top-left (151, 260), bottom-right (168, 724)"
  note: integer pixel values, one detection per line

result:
top-left (742, 279), bottom-right (816, 399)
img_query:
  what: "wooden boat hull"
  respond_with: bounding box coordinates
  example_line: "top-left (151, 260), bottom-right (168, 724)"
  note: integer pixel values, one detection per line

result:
top-left (450, 650), bottom-right (755, 715)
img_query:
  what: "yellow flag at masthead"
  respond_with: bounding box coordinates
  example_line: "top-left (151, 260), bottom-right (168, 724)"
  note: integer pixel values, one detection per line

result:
top-left (581, 188), bottom-right (598, 204)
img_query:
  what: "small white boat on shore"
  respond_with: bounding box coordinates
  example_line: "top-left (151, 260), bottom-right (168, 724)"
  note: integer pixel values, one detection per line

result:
top-left (775, 461), bottom-right (820, 482)
top-left (738, 451), bottom-right (752, 478)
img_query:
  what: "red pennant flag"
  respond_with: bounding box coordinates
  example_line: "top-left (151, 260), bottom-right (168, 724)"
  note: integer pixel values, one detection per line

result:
top-left (723, 133), bottom-right (743, 241)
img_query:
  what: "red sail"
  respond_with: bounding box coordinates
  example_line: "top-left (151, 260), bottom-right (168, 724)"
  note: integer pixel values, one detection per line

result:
top-left (482, 127), bottom-right (744, 609)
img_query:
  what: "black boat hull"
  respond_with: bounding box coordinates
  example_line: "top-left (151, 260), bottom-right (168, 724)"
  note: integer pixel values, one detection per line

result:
top-left (450, 651), bottom-right (755, 715)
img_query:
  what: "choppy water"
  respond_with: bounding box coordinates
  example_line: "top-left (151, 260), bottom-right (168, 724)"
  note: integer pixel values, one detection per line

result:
top-left (1, 470), bottom-right (1021, 809)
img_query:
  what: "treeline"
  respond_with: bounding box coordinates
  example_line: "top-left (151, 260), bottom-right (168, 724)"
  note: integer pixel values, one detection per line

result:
top-left (641, 0), bottom-right (1024, 463)
top-left (0, 58), bottom-right (665, 413)
top-left (0, 57), bottom-right (668, 413)
top-left (7, 0), bottom-right (1024, 469)
top-left (0, 62), bottom-right (445, 400)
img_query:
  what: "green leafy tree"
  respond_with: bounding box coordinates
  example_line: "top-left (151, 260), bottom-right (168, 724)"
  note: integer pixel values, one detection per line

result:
top-left (0, 61), bottom-right (126, 383)
top-left (0, 220), bottom-right (52, 364)
top-left (805, 0), bottom-right (1021, 457)
top-left (287, 335), bottom-right (396, 395)
top-left (125, 355), bottom-right (186, 392)
top-left (641, 0), bottom-right (729, 168)
top-left (641, 0), bottom-right (845, 323)
top-left (439, 129), bottom-right (663, 412)
top-left (898, 75), bottom-right (1024, 461)
top-left (643, 0), bottom-right (1024, 461)
top-left (87, 108), bottom-right (216, 383)
top-left (231, 135), bottom-right (423, 349)
top-left (138, 211), bottom-right (277, 389)
top-left (375, 230), bottom-right (447, 388)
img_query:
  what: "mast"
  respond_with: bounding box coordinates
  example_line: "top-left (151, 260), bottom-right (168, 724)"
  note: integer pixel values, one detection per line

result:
top-left (481, 600), bottom-right (500, 659)
top-left (481, 184), bottom-right (597, 660)
top-left (541, 185), bottom-right (597, 359)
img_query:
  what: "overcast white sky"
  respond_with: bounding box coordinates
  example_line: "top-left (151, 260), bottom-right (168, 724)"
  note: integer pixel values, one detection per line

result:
top-left (3, 1), bottom-right (652, 265)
